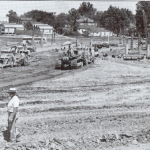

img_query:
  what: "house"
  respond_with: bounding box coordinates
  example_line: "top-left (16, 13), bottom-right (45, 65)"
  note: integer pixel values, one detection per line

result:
top-left (77, 16), bottom-right (97, 26)
top-left (77, 16), bottom-right (113, 37)
top-left (77, 16), bottom-right (97, 34)
top-left (78, 24), bottom-right (113, 37)
top-left (32, 22), bottom-right (54, 35)
top-left (38, 25), bottom-right (53, 35)
top-left (78, 24), bottom-right (93, 34)
top-left (32, 22), bottom-right (49, 28)
top-left (18, 17), bottom-right (32, 24)
top-left (90, 27), bottom-right (113, 37)
top-left (0, 23), bottom-right (24, 34)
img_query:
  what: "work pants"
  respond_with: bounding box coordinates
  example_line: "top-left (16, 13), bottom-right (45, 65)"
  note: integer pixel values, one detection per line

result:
top-left (8, 112), bottom-right (19, 142)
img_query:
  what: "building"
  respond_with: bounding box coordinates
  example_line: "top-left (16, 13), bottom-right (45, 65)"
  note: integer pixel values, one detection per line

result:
top-left (0, 23), bottom-right (24, 34)
top-left (18, 17), bottom-right (32, 24)
top-left (77, 16), bottom-right (97, 26)
top-left (77, 16), bottom-right (113, 37)
top-left (32, 22), bottom-right (54, 35)
top-left (90, 27), bottom-right (113, 37)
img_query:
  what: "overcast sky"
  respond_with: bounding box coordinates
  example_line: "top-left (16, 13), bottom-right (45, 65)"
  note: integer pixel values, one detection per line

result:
top-left (0, 1), bottom-right (138, 18)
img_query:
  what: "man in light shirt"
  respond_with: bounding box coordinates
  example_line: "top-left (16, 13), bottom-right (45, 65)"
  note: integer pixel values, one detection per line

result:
top-left (7, 88), bottom-right (20, 142)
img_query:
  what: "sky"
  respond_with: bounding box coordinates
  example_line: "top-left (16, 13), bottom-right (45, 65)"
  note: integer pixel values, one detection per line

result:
top-left (0, 1), bottom-right (138, 18)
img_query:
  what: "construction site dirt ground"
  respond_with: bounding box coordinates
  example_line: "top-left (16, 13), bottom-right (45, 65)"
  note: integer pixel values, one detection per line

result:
top-left (1, 38), bottom-right (150, 149)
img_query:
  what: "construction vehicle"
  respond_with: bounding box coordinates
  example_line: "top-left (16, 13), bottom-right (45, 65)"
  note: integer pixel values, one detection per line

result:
top-left (55, 49), bottom-right (85, 69)
top-left (55, 45), bottom-right (95, 70)
top-left (11, 44), bottom-right (36, 53)
top-left (14, 49), bottom-right (30, 66)
top-left (0, 46), bottom-right (30, 68)
top-left (0, 48), bottom-right (15, 68)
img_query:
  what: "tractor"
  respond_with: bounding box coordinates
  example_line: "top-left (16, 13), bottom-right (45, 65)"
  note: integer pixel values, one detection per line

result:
top-left (55, 49), bottom-right (85, 69)
top-left (55, 46), bottom-right (95, 70)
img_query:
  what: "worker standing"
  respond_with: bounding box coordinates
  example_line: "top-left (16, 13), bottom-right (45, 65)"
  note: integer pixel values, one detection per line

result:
top-left (7, 88), bottom-right (20, 142)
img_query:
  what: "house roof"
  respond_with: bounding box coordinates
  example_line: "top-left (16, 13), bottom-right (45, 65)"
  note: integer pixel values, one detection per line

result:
top-left (3, 23), bottom-right (24, 28)
top-left (32, 22), bottom-right (53, 29)
top-left (39, 26), bottom-right (53, 29)
top-left (77, 16), bottom-right (94, 23)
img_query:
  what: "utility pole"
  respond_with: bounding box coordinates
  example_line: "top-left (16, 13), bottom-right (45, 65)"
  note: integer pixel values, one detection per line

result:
top-left (53, 12), bottom-right (56, 44)
top-left (130, 34), bottom-right (133, 51)
top-left (54, 29), bottom-right (55, 43)
top-left (76, 28), bottom-right (77, 47)
top-left (32, 29), bottom-right (34, 46)
top-left (41, 29), bottom-right (44, 48)
top-left (51, 30), bottom-right (53, 45)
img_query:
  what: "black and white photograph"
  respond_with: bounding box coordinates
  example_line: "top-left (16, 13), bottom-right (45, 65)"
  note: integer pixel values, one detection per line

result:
top-left (1, 1), bottom-right (150, 149)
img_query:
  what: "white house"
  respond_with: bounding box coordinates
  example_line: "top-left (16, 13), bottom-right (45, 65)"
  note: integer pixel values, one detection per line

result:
top-left (90, 27), bottom-right (113, 37)
top-left (1, 23), bottom-right (24, 34)
top-left (38, 25), bottom-right (53, 35)
top-left (77, 16), bottom-right (114, 37)
top-left (32, 22), bottom-right (54, 35)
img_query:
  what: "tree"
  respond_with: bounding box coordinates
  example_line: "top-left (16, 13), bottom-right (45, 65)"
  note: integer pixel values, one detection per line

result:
top-left (93, 11), bottom-right (103, 27)
top-left (67, 8), bottom-right (80, 32)
top-left (24, 21), bottom-right (33, 30)
top-left (55, 13), bottom-right (68, 34)
top-left (135, 1), bottom-right (150, 37)
top-left (6, 10), bottom-right (19, 23)
top-left (78, 2), bottom-right (96, 18)
top-left (24, 10), bottom-right (55, 27)
top-left (100, 6), bottom-right (134, 36)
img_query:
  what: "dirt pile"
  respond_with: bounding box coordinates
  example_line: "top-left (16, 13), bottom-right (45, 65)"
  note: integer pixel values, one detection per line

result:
top-left (3, 130), bottom-right (150, 150)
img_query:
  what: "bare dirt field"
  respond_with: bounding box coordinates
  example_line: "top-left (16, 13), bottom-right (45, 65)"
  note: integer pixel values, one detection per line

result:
top-left (1, 37), bottom-right (150, 150)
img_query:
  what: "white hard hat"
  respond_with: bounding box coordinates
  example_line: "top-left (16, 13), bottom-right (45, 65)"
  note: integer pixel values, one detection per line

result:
top-left (8, 88), bottom-right (17, 93)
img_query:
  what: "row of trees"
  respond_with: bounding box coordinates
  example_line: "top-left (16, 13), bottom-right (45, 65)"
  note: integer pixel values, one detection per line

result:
top-left (6, 2), bottom-right (150, 37)
top-left (135, 1), bottom-right (150, 37)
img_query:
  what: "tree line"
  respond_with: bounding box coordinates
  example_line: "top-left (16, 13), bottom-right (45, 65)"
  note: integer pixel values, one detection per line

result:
top-left (6, 1), bottom-right (150, 37)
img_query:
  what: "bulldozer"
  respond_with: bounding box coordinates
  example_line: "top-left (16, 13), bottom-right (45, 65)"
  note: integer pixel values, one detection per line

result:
top-left (55, 45), bottom-right (95, 70)
top-left (55, 49), bottom-right (85, 69)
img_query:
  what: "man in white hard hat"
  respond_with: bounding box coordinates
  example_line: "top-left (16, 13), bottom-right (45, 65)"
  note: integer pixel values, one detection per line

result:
top-left (7, 88), bottom-right (20, 142)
